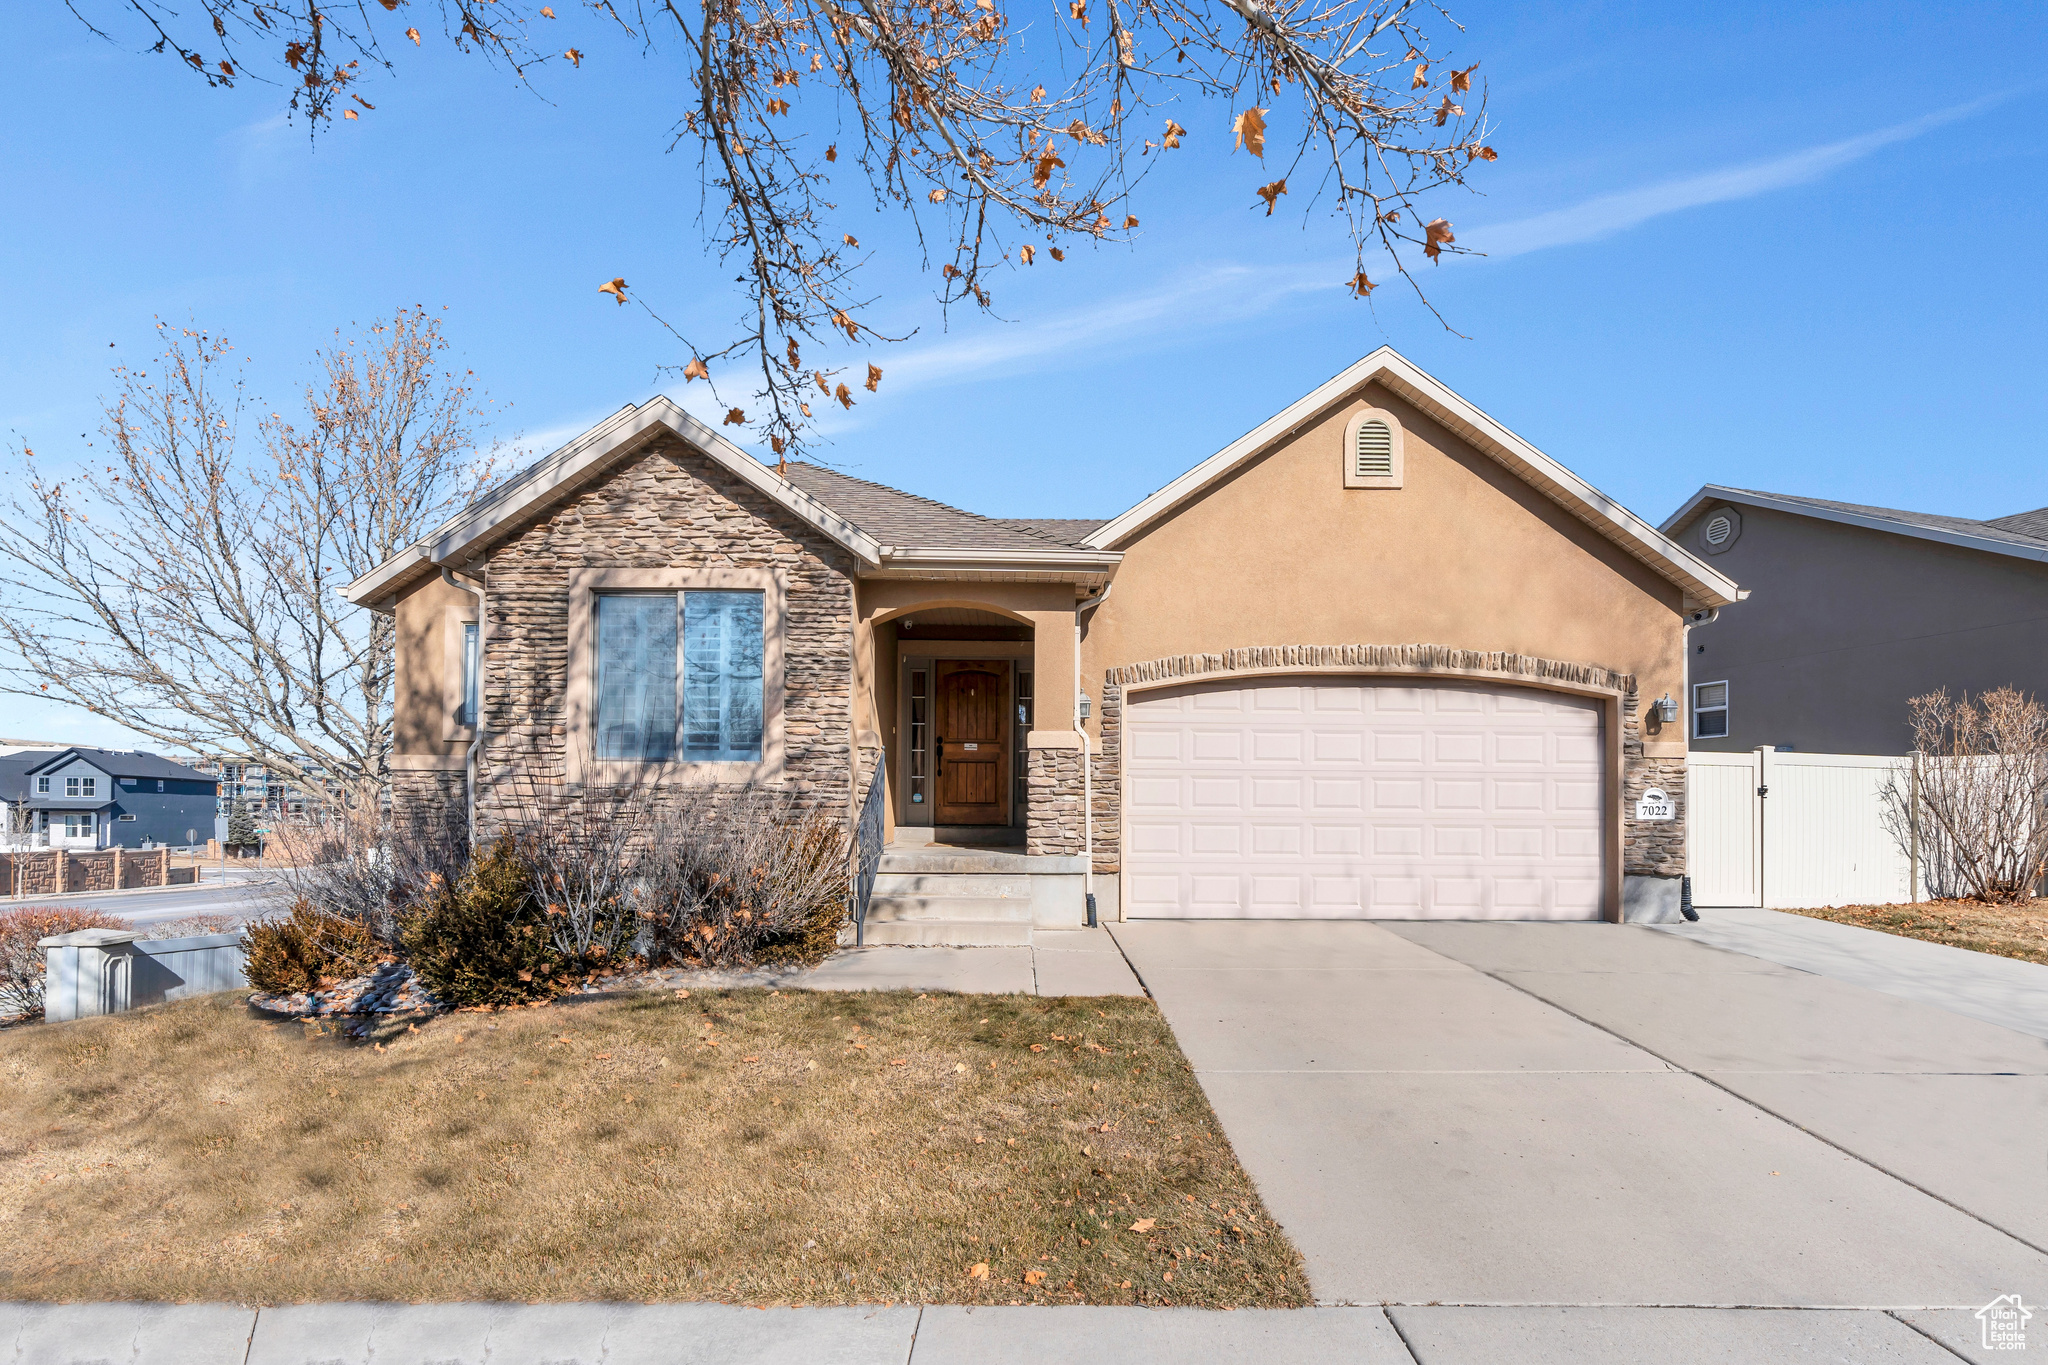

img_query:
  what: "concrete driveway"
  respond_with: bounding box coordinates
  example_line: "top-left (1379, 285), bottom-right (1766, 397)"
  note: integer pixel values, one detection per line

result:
top-left (1109, 920), bottom-right (2048, 1316)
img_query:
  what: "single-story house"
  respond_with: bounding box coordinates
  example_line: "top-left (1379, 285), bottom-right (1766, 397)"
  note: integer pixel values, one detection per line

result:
top-left (347, 348), bottom-right (1740, 933)
top-left (1660, 486), bottom-right (2048, 755)
top-left (0, 747), bottom-right (220, 850)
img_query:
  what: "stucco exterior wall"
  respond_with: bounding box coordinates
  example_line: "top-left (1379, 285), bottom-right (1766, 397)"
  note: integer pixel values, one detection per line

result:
top-left (390, 571), bottom-right (479, 762)
top-left (1074, 377), bottom-right (1694, 905)
top-left (464, 435), bottom-right (859, 828)
top-left (1675, 501), bottom-right (2048, 755)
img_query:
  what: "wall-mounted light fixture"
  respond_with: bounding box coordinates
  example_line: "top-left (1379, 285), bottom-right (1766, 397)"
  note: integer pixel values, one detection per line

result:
top-left (1077, 691), bottom-right (1093, 722)
top-left (1655, 693), bottom-right (1678, 723)
top-left (901, 618), bottom-right (915, 631)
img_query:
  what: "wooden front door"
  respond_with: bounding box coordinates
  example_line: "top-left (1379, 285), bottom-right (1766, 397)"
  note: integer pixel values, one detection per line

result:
top-left (935, 661), bottom-right (1008, 825)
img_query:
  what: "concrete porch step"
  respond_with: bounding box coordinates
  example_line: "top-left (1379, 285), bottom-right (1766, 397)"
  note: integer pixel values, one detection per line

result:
top-left (860, 919), bottom-right (1034, 947)
top-left (871, 871), bottom-right (1035, 899)
top-left (879, 847), bottom-right (1085, 875)
top-left (865, 895), bottom-right (1034, 924)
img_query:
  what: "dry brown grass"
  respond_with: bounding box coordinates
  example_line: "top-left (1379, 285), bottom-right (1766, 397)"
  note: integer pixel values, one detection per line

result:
top-left (0, 989), bottom-right (1308, 1307)
top-left (1782, 898), bottom-right (2048, 965)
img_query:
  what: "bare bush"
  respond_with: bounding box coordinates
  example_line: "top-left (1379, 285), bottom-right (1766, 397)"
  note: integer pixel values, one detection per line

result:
top-left (507, 784), bottom-right (653, 964)
top-left (1881, 687), bottom-right (2048, 905)
top-left (637, 788), bottom-right (851, 969)
top-left (272, 808), bottom-right (469, 947)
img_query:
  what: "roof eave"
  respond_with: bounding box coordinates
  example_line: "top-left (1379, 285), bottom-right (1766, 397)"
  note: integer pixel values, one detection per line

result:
top-left (343, 399), bottom-right (888, 615)
top-left (1085, 347), bottom-right (1742, 609)
top-left (1663, 485), bottom-right (2048, 567)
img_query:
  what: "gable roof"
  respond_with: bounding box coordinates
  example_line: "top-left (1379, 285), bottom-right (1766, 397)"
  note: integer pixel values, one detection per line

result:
top-left (346, 400), bottom-right (1117, 610)
top-left (20, 747), bottom-right (217, 783)
top-left (1082, 347), bottom-right (1743, 609)
top-left (1662, 486), bottom-right (2048, 566)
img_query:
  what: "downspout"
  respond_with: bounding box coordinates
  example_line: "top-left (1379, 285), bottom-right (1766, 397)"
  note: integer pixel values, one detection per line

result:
top-left (442, 566), bottom-right (487, 849)
top-left (1676, 605), bottom-right (1719, 922)
top-left (1074, 582), bottom-right (1113, 928)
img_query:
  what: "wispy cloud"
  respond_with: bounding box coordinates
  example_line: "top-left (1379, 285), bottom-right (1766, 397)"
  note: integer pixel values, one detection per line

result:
top-left (1463, 93), bottom-right (2013, 259)
top-left (854, 261), bottom-right (1343, 399)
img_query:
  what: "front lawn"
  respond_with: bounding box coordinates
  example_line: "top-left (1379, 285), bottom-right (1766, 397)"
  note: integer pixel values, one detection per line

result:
top-left (0, 989), bottom-right (1308, 1307)
top-left (1782, 898), bottom-right (2048, 965)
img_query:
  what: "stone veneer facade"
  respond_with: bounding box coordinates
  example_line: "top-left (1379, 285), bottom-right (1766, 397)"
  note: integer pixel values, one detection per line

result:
top-left (389, 768), bottom-right (470, 844)
top-left (1025, 745), bottom-right (1085, 857)
top-left (1090, 644), bottom-right (1686, 892)
top-left (439, 437), bottom-right (858, 830)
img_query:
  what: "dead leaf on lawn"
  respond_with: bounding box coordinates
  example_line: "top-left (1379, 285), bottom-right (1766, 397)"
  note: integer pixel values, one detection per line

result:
top-left (1130, 1217), bottom-right (1156, 1232)
top-left (969, 1262), bottom-right (990, 1279)
top-left (1023, 1268), bottom-right (1046, 1284)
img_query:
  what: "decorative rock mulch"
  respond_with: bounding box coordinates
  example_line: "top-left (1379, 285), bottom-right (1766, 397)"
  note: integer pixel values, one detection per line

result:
top-left (248, 962), bottom-right (444, 1019)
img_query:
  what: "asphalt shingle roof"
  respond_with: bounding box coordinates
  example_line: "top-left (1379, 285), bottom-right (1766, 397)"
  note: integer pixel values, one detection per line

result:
top-left (1720, 488), bottom-right (2048, 552)
top-left (20, 747), bottom-right (216, 783)
top-left (780, 463), bottom-right (1105, 551)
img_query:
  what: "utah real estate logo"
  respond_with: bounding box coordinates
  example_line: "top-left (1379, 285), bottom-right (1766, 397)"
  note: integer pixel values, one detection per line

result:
top-left (1979, 1294), bottom-right (2031, 1351)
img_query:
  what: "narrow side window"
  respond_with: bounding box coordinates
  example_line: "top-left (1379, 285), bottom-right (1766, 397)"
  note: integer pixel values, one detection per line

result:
top-left (461, 621), bottom-right (481, 727)
top-left (1692, 681), bottom-right (1730, 739)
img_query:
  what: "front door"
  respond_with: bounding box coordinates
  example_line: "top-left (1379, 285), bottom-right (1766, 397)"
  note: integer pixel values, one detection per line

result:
top-left (935, 661), bottom-right (1009, 825)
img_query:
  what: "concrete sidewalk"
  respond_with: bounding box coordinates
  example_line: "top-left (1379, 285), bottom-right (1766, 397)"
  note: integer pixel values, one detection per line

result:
top-left (2, 1299), bottom-right (2014, 1364)
top-left (797, 929), bottom-right (1145, 996)
top-left (1652, 903), bottom-right (2048, 1041)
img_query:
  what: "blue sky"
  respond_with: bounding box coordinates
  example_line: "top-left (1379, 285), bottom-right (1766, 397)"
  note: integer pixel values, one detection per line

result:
top-left (4, 0), bottom-right (2046, 746)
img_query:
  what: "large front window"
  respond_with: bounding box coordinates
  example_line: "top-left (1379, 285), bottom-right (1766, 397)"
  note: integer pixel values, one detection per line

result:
top-left (62, 812), bottom-right (93, 839)
top-left (594, 591), bottom-right (764, 763)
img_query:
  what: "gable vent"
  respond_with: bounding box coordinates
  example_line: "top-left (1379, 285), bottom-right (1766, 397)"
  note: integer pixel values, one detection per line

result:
top-left (1704, 514), bottom-right (1734, 546)
top-left (1354, 420), bottom-right (1394, 480)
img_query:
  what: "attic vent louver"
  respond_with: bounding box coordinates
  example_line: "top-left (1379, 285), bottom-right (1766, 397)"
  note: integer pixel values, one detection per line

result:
top-left (1354, 420), bottom-right (1394, 481)
top-left (1704, 514), bottom-right (1734, 546)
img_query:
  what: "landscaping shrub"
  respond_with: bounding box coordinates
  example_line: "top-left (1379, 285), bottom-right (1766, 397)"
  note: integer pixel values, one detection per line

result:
top-left (400, 836), bottom-right (565, 1006)
top-left (242, 899), bottom-right (383, 995)
top-left (0, 906), bottom-right (126, 1022)
top-left (639, 790), bottom-right (850, 970)
top-left (274, 810), bottom-right (468, 946)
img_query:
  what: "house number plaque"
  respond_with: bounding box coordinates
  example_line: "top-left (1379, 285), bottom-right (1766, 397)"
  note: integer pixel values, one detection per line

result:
top-left (1635, 788), bottom-right (1674, 821)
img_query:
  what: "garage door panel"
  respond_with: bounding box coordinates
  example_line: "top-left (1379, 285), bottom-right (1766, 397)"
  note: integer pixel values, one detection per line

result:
top-left (1126, 678), bottom-right (1604, 920)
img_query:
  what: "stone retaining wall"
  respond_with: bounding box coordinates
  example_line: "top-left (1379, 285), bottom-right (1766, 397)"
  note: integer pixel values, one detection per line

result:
top-left (0, 847), bottom-right (178, 896)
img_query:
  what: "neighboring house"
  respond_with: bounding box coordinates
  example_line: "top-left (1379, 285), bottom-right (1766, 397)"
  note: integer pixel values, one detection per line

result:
top-left (347, 347), bottom-right (1740, 929)
top-left (1660, 487), bottom-right (2048, 755)
top-left (0, 748), bottom-right (220, 850)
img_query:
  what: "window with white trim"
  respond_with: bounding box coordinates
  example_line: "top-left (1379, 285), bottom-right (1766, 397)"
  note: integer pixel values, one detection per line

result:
top-left (461, 621), bottom-right (481, 728)
top-left (594, 591), bottom-right (765, 764)
top-left (1693, 681), bottom-right (1730, 739)
top-left (82, 777), bottom-right (96, 797)
top-left (65, 776), bottom-right (79, 797)
top-left (34, 777), bottom-right (48, 794)
top-left (62, 812), bottom-right (94, 838)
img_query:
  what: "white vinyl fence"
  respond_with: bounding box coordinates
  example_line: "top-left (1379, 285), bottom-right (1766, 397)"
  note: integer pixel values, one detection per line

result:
top-left (1686, 748), bottom-right (1916, 909)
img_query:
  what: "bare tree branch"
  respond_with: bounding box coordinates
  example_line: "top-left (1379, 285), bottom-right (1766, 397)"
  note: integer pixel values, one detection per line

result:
top-left (71, 0), bottom-right (1497, 456)
top-left (0, 311), bottom-right (501, 811)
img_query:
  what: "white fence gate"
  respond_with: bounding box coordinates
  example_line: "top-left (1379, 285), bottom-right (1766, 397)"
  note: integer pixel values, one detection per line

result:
top-left (1686, 748), bottom-right (1916, 909)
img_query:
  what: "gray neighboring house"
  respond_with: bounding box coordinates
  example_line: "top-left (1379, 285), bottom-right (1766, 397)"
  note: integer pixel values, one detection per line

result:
top-left (1660, 486), bottom-right (2048, 755)
top-left (0, 747), bottom-right (219, 850)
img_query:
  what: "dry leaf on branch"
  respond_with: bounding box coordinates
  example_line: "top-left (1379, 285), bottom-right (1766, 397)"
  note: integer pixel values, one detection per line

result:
top-left (865, 363), bottom-right (882, 392)
top-left (834, 382), bottom-right (853, 409)
top-left (1256, 179), bottom-right (1287, 215)
top-left (541, 4), bottom-right (555, 14)
top-left (723, 407), bottom-right (747, 425)
top-left (1433, 95), bottom-right (1462, 127)
top-left (344, 109), bottom-right (359, 120)
top-left (1423, 218), bottom-right (1455, 259)
top-left (1162, 119), bottom-right (1187, 149)
top-left (682, 357), bottom-right (710, 383)
top-left (404, 26), bottom-right (420, 43)
top-left (564, 48), bottom-right (583, 67)
top-left (1349, 272), bottom-right (1375, 297)
top-left (843, 233), bottom-right (859, 246)
top-left (1019, 243), bottom-right (1035, 265)
top-left (1450, 62), bottom-right (1478, 92)
top-left (1232, 107), bottom-right (1267, 158)
top-left (1049, 246), bottom-right (1065, 261)
top-left (1123, 215), bottom-right (1138, 228)
top-left (1410, 62), bottom-right (1428, 90)
top-left (598, 277), bottom-right (628, 304)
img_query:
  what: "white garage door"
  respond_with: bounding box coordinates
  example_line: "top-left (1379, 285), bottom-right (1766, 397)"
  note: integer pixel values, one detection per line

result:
top-left (1123, 679), bottom-right (1605, 920)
